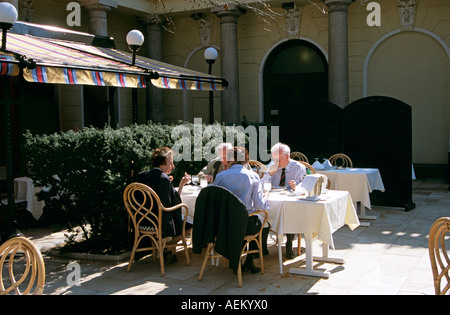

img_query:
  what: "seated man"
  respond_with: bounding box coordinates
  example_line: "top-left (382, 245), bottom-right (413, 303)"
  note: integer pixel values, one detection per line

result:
top-left (214, 146), bottom-right (270, 273)
top-left (137, 147), bottom-right (192, 263)
top-left (198, 142), bottom-right (233, 183)
top-left (263, 142), bottom-right (307, 259)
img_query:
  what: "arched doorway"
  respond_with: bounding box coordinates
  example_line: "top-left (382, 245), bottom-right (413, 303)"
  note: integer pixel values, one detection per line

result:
top-left (263, 39), bottom-right (328, 124)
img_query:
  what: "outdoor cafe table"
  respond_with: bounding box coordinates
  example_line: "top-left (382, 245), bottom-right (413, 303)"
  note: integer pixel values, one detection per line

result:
top-left (317, 168), bottom-right (385, 225)
top-left (14, 177), bottom-right (45, 220)
top-left (180, 186), bottom-right (360, 278)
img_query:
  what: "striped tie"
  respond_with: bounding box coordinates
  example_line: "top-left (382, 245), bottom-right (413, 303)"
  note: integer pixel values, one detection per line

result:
top-left (279, 168), bottom-right (286, 186)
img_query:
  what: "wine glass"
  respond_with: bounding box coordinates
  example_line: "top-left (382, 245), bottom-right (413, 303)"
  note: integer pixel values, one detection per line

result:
top-left (191, 175), bottom-right (199, 186)
top-left (263, 178), bottom-right (272, 192)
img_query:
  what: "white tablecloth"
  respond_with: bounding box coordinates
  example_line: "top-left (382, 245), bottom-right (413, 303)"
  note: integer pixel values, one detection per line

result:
top-left (14, 177), bottom-right (45, 220)
top-left (267, 190), bottom-right (359, 249)
top-left (181, 187), bottom-right (360, 277)
top-left (317, 168), bottom-right (385, 209)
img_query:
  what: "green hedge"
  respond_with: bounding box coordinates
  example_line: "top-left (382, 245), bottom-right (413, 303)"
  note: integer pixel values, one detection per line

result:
top-left (23, 121), bottom-right (274, 253)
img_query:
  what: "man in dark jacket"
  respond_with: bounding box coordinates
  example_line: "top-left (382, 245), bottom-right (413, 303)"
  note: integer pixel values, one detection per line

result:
top-left (213, 147), bottom-right (270, 273)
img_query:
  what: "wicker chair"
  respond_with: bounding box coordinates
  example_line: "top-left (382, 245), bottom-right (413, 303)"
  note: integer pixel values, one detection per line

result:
top-left (199, 210), bottom-right (268, 288)
top-left (123, 182), bottom-right (191, 276)
top-left (248, 160), bottom-right (267, 178)
top-left (428, 217), bottom-right (450, 295)
top-left (0, 236), bottom-right (45, 295)
top-left (298, 161), bottom-right (316, 174)
top-left (328, 153), bottom-right (353, 168)
top-left (290, 152), bottom-right (309, 163)
top-left (196, 187), bottom-right (268, 288)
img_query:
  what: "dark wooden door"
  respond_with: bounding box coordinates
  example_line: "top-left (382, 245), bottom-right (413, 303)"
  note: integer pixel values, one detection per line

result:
top-left (343, 96), bottom-right (415, 210)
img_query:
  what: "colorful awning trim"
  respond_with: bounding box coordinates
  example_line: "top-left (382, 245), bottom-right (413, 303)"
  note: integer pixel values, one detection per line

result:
top-left (0, 32), bottom-right (227, 91)
top-left (0, 56), bottom-right (19, 76)
top-left (44, 37), bottom-right (227, 91)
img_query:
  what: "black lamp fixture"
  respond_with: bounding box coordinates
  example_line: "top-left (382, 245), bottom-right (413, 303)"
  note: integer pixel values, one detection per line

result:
top-left (126, 29), bottom-right (144, 66)
top-left (0, 2), bottom-right (18, 50)
top-left (203, 47), bottom-right (218, 124)
top-left (0, 2), bottom-right (21, 241)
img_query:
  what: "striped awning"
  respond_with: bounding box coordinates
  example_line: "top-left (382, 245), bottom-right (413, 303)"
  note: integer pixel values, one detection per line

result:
top-left (0, 32), bottom-right (227, 91)
top-left (49, 39), bottom-right (227, 91)
top-left (0, 55), bottom-right (20, 76)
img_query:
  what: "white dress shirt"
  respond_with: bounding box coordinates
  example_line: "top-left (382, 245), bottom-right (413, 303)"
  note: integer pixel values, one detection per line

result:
top-left (263, 159), bottom-right (307, 186)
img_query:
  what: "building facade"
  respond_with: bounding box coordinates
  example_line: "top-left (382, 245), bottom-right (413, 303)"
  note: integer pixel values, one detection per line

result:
top-left (2, 0), bottom-right (450, 171)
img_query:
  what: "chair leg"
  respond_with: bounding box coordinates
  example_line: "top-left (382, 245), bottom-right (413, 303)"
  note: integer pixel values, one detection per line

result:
top-left (258, 239), bottom-right (264, 274)
top-left (183, 240), bottom-right (191, 266)
top-left (127, 235), bottom-right (139, 272)
top-left (237, 259), bottom-right (243, 288)
top-left (159, 243), bottom-right (165, 277)
top-left (199, 243), bottom-right (212, 281)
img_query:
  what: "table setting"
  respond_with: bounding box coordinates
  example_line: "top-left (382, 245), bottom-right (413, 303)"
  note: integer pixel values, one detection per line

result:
top-left (311, 158), bottom-right (385, 226)
top-left (179, 173), bottom-right (360, 278)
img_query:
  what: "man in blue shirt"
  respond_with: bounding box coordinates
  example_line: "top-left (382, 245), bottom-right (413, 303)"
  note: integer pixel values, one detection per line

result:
top-left (214, 147), bottom-right (270, 273)
top-left (264, 143), bottom-right (307, 259)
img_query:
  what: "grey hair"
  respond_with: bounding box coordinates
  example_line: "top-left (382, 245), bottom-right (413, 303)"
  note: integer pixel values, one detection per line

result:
top-left (270, 143), bottom-right (291, 156)
top-left (216, 143), bottom-right (233, 157)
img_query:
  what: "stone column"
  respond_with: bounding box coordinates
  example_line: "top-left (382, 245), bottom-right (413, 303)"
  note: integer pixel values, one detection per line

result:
top-left (142, 15), bottom-right (163, 123)
top-left (78, 0), bottom-right (117, 37)
top-left (212, 5), bottom-right (242, 124)
top-left (326, 0), bottom-right (353, 108)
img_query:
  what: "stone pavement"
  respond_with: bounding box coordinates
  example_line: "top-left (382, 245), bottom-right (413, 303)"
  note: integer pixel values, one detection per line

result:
top-left (18, 178), bottom-right (449, 295)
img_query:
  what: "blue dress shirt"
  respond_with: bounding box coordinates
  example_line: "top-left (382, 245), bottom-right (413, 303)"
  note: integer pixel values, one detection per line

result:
top-left (214, 164), bottom-right (270, 219)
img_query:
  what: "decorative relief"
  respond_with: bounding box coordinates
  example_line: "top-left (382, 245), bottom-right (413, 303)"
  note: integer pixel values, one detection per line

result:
top-left (285, 7), bottom-right (302, 38)
top-left (198, 18), bottom-right (213, 47)
top-left (18, 0), bottom-right (34, 22)
top-left (398, 0), bottom-right (417, 30)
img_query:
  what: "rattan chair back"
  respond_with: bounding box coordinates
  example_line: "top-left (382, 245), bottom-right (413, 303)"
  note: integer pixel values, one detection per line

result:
top-left (428, 217), bottom-right (450, 295)
top-left (0, 236), bottom-right (45, 295)
top-left (123, 182), bottom-right (190, 276)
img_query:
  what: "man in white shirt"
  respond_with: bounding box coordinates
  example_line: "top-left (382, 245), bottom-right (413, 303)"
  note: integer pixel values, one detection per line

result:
top-left (198, 143), bottom-right (233, 183)
top-left (214, 146), bottom-right (270, 273)
top-left (264, 143), bottom-right (307, 259)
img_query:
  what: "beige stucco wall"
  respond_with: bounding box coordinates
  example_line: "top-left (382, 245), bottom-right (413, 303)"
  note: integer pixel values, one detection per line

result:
top-left (12, 0), bottom-right (450, 164)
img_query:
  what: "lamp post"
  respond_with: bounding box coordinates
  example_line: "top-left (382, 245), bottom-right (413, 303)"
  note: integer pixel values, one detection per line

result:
top-left (0, 2), bottom-right (18, 50)
top-left (0, 2), bottom-right (20, 241)
top-left (204, 47), bottom-right (218, 124)
top-left (126, 30), bottom-right (144, 124)
top-left (126, 29), bottom-right (144, 66)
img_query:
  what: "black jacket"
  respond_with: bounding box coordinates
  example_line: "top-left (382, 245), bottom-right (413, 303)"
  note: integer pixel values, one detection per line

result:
top-left (137, 169), bottom-right (183, 238)
top-left (193, 185), bottom-right (248, 271)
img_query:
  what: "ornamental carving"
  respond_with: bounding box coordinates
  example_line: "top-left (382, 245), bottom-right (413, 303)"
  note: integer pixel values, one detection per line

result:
top-left (19, 0), bottom-right (34, 22)
top-left (398, 0), bottom-right (417, 30)
top-left (285, 7), bottom-right (302, 38)
top-left (198, 18), bottom-right (213, 48)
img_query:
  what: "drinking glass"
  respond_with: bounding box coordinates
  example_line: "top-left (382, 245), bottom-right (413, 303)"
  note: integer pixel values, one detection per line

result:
top-left (263, 178), bottom-right (272, 192)
top-left (200, 178), bottom-right (208, 188)
top-left (191, 175), bottom-right (199, 185)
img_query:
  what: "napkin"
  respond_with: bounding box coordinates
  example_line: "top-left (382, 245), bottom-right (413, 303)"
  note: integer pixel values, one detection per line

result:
top-left (294, 185), bottom-right (307, 196)
top-left (300, 174), bottom-right (321, 193)
top-left (322, 159), bottom-right (333, 170)
top-left (312, 160), bottom-right (325, 170)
